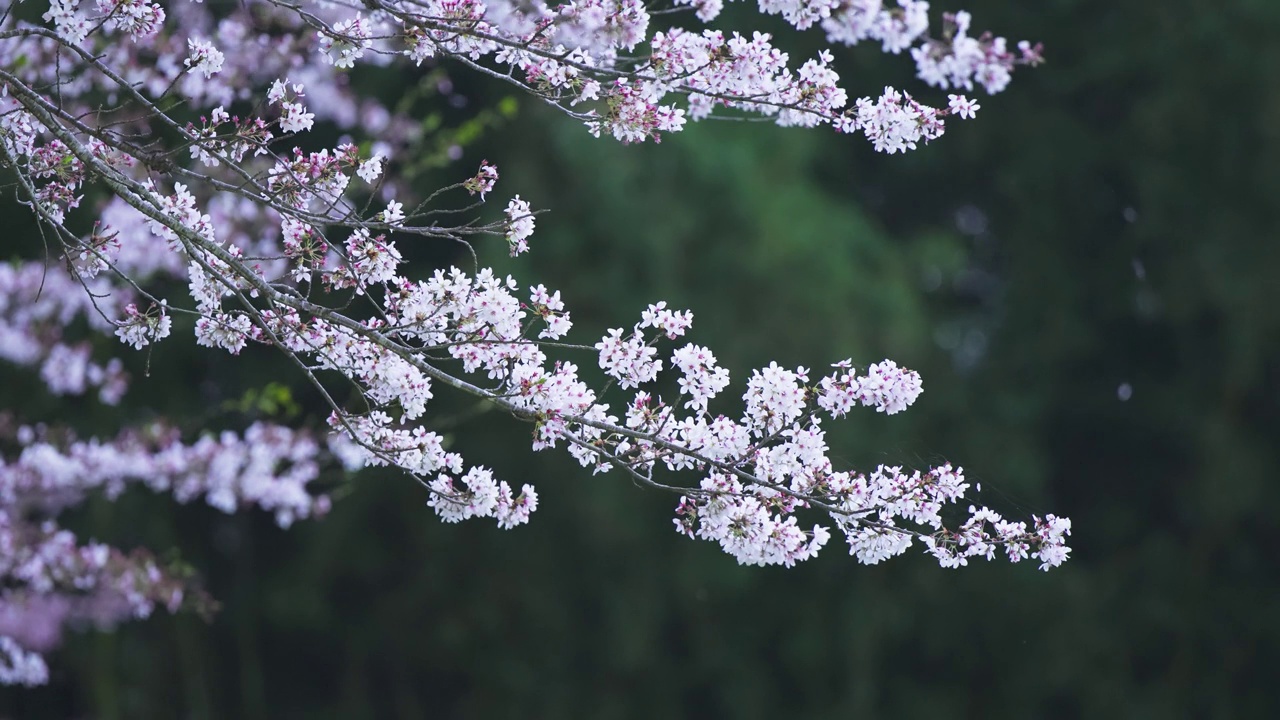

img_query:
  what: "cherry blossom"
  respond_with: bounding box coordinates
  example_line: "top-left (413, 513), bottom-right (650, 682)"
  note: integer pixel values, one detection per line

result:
top-left (0, 0), bottom-right (1068, 687)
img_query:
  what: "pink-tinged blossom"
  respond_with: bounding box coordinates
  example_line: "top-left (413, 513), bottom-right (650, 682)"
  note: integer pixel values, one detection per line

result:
top-left (464, 161), bottom-right (499, 199)
top-left (145, 182), bottom-right (216, 245)
top-left (853, 86), bottom-right (946, 154)
top-left (1033, 514), bottom-right (1073, 570)
top-left (530, 285), bottom-right (573, 340)
top-left (72, 223), bottom-right (123, 278)
top-left (818, 359), bottom-right (923, 416)
top-left (846, 526), bottom-right (914, 565)
top-left (640, 302), bottom-right (693, 339)
top-left (911, 11), bottom-right (1039, 94)
top-left (344, 229), bottom-right (402, 287)
top-left (596, 329), bottom-right (662, 389)
top-left (382, 199), bottom-right (406, 226)
top-left (0, 636), bottom-right (48, 687)
top-left (494, 483), bottom-right (539, 529)
top-left (0, 107), bottom-right (40, 159)
top-left (195, 312), bottom-right (253, 354)
top-left (675, 473), bottom-right (831, 567)
top-left (671, 344), bottom-right (730, 412)
top-left (96, 0), bottom-right (165, 39)
top-left (357, 154), bottom-right (385, 183)
top-left (504, 196), bottom-right (535, 256)
top-left (115, 302), bottom-right (172, 350)
top-left (743, 362), bottom-right (807, 436)
top-left (856, 360), bottom-right (923, 415)
top-left (184, 37), bottom-right (224, 79)
top-left (427, 467), bottom-right (536, 529)
top-left (279, 102), bottom-right (316, 134)
top-left (42, 0), bottom-right (91, 44)
top-left (948, 94), bottom-right (980, 119)
top-left (318, 14), bottom-right (373, 69)
top-left (267, 79), bottom-right (306, 106)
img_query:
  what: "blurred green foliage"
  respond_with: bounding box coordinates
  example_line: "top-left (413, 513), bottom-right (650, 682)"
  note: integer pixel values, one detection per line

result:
top-left (4, 0), bottom-right (1279, 717)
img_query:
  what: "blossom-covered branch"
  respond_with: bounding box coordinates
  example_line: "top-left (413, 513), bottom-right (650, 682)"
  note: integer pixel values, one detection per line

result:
top-left (0, 0), bottom-right (1066, 687)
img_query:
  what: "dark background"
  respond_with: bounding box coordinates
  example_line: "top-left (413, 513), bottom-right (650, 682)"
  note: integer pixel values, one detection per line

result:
top-left (3, 0), bottom-right (1278, 717)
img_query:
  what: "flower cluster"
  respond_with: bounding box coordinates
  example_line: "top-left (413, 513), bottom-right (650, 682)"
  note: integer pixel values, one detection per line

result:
top-left (913, 12), bottom-right (1046, 94)
top-left (319, 13), bottom-right (374, 69)
top-left (464, 160), bottom-right (500, 199)
top-left (504, 196), bottom-right (536, 255)
top-left (0, 263), bottom-right (129, 404)
top-left (184, 37), bottom-right (225, 79)
top-left (115, 301), bottom-right (172, 350)
top-left (818, 359), bottom-right (923, 416)
top-left (428, 467), bottom-right (540, 529)
top-left (0, 416), bottom-right (331, 685)
top-left (3, 421), bottom-right (328, 526)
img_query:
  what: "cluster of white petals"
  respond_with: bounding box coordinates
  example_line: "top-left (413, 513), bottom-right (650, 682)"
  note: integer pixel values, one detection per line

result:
top-left (428, 467), bottom-right (540, 529)
top-left (3, 422), bottom-right (328, 526)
